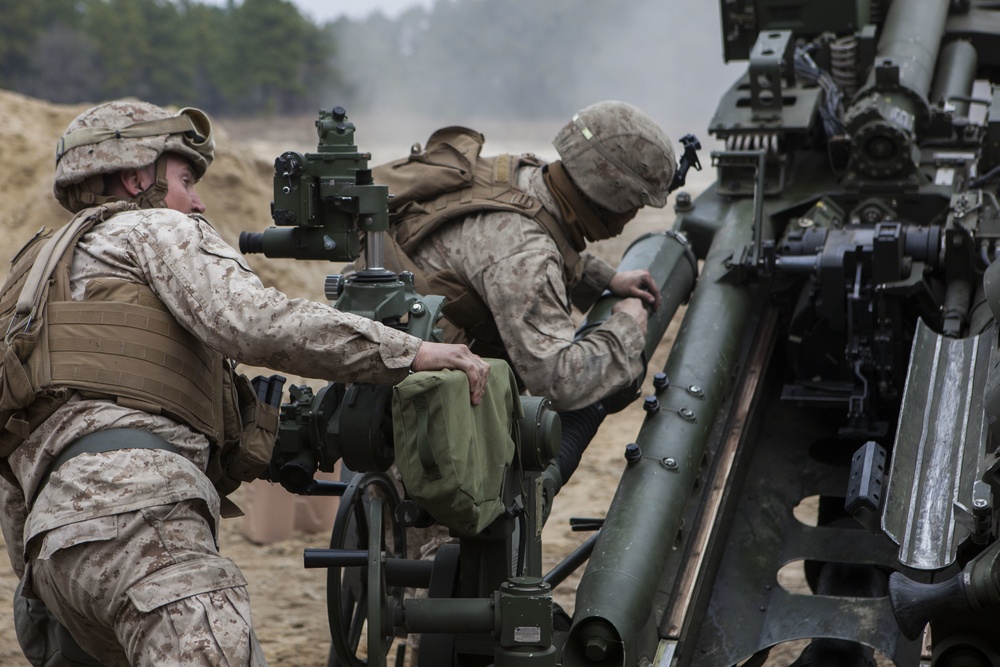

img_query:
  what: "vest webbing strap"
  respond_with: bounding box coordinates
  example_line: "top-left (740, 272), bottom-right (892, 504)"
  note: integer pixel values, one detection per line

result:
top-left (0, 229), bottom-right (46, 321)
top-left (393, 155), bottom-right (583, 287)
top-left (14, 203), bottom-right (134, 321)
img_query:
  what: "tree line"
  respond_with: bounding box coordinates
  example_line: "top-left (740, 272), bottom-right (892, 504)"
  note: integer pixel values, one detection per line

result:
top-left (1, 0), bottom-right (700, 123)
top-left (0, 0), bottom-right (332, 115)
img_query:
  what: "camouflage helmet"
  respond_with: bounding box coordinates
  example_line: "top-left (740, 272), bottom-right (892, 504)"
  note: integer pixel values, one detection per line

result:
top-left (54, 99), bottom-right (215, 211)
top-left (552, 101), bottom-right (676, 213)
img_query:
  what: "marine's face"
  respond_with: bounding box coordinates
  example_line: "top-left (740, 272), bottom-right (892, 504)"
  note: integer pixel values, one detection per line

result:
top-left (160, 154), bottom-right (206, 215)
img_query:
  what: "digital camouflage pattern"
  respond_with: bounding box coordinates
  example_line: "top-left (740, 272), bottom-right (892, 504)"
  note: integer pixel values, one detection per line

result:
top-left (1, 206), bottom-right (425, 665)
top-left (553, 100), bottom-right (676, 213)
top-left (406, 164), bottom-right (645, 412)
top-left (29, 500), bottom-right (264, 667)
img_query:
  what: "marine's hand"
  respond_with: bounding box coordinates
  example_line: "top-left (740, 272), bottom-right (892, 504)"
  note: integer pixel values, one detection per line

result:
top-left (612, 297), bottom-right (649, 335)
top-left (412, 342), bottom-right (491, 405)
top-left (608, 269), bottom-right (661, 311)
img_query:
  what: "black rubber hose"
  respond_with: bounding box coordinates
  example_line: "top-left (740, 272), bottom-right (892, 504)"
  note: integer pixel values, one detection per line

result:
top-left (555, 402), bottom-right (608, 482)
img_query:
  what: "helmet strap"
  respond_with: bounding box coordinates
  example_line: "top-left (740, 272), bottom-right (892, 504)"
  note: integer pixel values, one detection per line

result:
top-left (62, 157), bottom-right (170, 213)
top-left (543, 161), bottom-right (614, 245)
top-left (129, 155), bottom-right (170, 209)
top-left (64, 175), bottom-right (115, 213)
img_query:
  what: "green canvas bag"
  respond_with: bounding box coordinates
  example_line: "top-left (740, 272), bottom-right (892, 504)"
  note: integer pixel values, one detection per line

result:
top-left (392, 358), bottom-right (522, 536)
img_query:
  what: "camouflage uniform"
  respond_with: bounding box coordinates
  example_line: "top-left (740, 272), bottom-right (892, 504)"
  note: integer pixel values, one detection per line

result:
top-left (2, 207), bottom-right (422, 666)
top-left (382, 101), bottom-right (676, 413)
top-left (407, 164), bottom-right (644, 412)
top-left (384, 101), bottom-right (675, 667)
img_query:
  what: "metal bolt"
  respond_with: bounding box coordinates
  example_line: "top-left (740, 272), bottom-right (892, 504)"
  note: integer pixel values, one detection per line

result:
top-left (410, 302), bottom-right (426, 317)
top-left (974, 498), bottom-right (989, 509)
top-left (663, 458), bottom-right (678, 470)
top-left (679, 407), bottom-right (696, 422)
top-left (688, 385), bottom-right (704, 397)
top-left (625, 443), bottom-right (642, 463)
top-left (585, 637), bottom-right (609, 661)
top-left (674, 191), bottom-right (693, 212)
top-left (653, 373), bottom-right (670, 391)
top-left (363, 216), bottom-right (374, 226)
top-left (643, 396), bottom-right (659, 413)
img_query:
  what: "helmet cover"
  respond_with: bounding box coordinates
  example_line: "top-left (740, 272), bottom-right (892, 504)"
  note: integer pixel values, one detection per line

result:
top-left (552, 100), bottom-right (676, 213)
top-left (54, 99), bottom-right (214, 210)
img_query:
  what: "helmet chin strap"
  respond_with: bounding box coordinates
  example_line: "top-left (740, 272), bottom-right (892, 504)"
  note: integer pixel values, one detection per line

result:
top-left (63, 156), bottom-right (170, 213)
top-left (129, 155), bottom-right (170, 209)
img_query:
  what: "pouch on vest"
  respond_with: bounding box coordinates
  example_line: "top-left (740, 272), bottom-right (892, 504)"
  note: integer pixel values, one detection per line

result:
top-left (0, 205), bottom-right (135, 470)
top-left (374, 126), bottom-right (484, 213)
top-left (391, 358), bottom-right (522, 537)
top-left (0, 229), bottom-right (57, 468)
top-left (209, 366), bottom-right (282, 500)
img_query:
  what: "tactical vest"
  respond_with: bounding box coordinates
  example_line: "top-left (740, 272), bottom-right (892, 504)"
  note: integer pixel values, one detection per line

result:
top-left (0, 203), bottom-right (276, 499)
top-left (371, 126), bottom-right (584, 358)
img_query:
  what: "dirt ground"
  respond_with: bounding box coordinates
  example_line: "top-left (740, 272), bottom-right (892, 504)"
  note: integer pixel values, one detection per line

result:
top-left (0, 90), bottom-right (811, 666)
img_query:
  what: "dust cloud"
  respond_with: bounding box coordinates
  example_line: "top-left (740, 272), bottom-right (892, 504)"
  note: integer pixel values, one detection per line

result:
top-left (329, 0), bottom-right (745, 160)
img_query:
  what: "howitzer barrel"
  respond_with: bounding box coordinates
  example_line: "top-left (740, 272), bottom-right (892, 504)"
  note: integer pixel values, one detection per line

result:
top-left (576, 231), bottom-right (697, 412)
top-left (931, 39), bottom-right (978, 117)
top-left (860, 0), bottom-right (950, 104)
top-left (564, 203), bottom-right (770, 666)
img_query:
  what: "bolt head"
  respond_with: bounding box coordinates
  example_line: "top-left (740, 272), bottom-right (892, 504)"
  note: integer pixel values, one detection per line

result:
top-left (585, 637), bottom-right (609, 661)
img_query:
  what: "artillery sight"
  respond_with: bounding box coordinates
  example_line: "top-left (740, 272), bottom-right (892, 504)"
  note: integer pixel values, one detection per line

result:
top-left (239, 106), bottom-right (379, 263)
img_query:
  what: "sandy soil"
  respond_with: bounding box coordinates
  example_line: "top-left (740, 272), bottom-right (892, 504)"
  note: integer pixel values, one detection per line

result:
top-left (0, 90), bottom-right (804, 666)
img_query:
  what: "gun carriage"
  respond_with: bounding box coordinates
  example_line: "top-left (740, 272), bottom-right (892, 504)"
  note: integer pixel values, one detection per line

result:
top-left (563, 0), bottom-right (1000, 665)
top-left (241, 0), bottom-right (1000, 662)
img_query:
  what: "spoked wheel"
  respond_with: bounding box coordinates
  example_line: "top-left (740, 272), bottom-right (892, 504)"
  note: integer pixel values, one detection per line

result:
top-left (326, 472), bottom-right (406, 667)
top-left (367, 496), bottom-right (390, 667)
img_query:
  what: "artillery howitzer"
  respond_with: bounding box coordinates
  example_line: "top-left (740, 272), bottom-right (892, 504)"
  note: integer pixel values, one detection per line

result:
top-left (239, 107), bottom-right (697, 665)
top-left (557, 0), bottom-right (1000, 665)
top-left (240, 0), bottom-right (1000, 659)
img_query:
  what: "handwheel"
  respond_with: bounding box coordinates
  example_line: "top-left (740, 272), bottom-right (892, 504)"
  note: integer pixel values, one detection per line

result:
top-left (326, 472), bottom-right (406, 667)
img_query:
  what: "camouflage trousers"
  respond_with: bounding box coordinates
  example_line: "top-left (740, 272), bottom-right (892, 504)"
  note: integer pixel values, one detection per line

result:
top-left (24, 500), bottom-right (266, 667)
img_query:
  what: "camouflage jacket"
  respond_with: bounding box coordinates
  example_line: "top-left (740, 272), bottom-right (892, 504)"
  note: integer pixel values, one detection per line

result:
top-left (406, 164), bottom-right (644, 412)
top-left (1, 207), bottom-right (421, 577)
